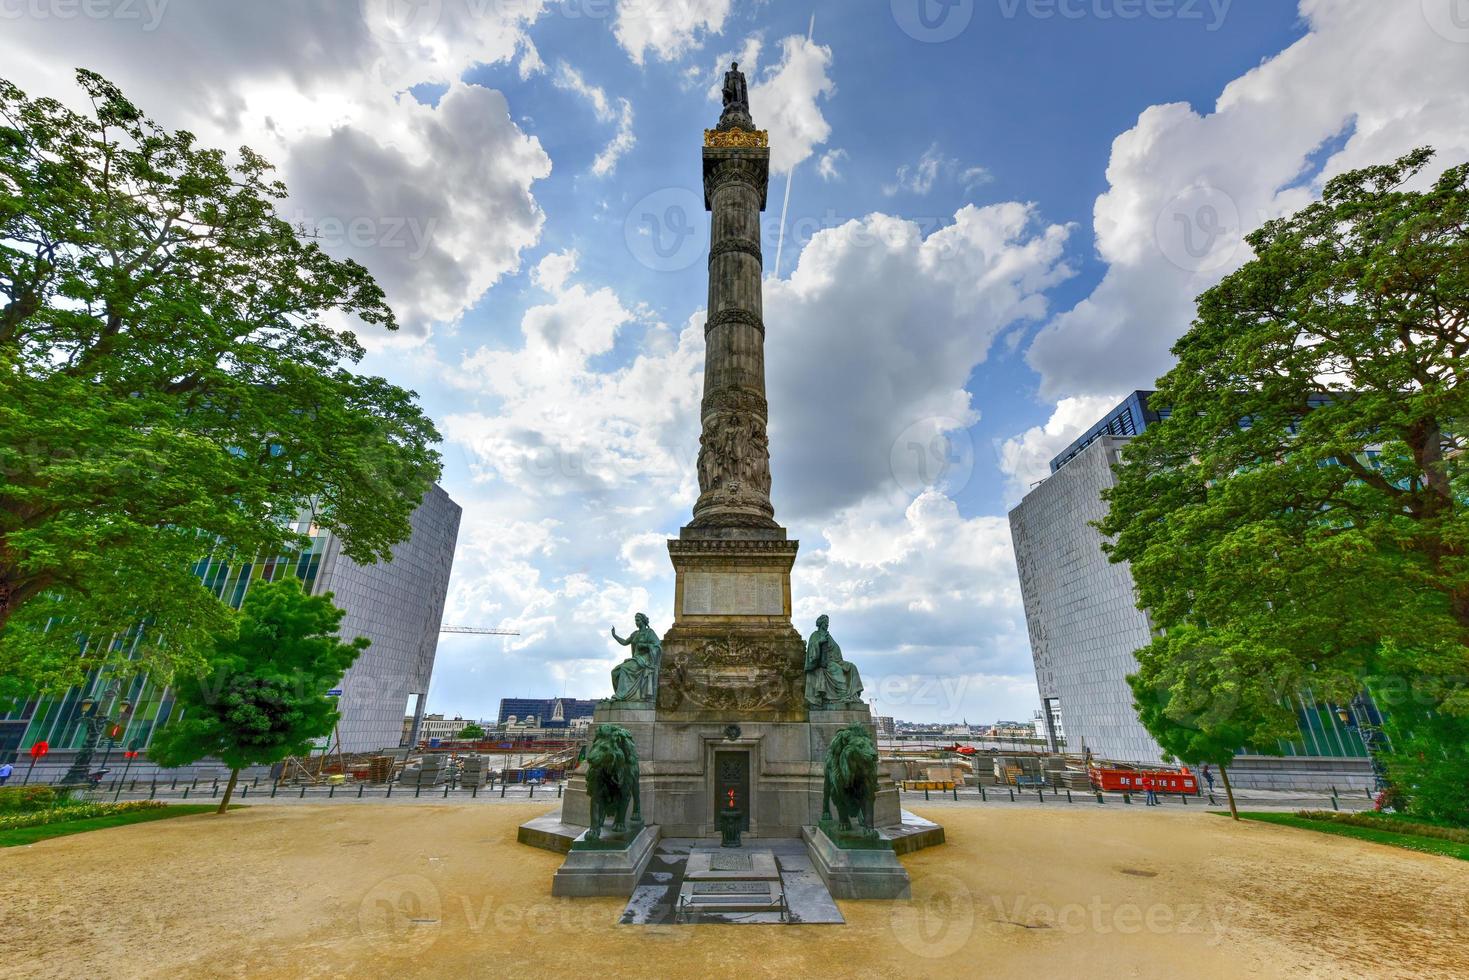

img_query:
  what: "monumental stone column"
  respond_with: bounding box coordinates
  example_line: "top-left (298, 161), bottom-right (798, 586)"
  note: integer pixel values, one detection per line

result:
top-left (690, 63), bottom-right (777, 532)
top-left (656, 64), bottom-right (806, 728)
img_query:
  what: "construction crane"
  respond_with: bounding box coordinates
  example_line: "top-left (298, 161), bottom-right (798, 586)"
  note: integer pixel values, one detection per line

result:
top-left (440, 625), bottom-right (521, 636)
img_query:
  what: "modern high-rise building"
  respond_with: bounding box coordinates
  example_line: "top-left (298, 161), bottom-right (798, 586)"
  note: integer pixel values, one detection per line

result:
top-left (0, 485), bottom-right (461, 767)
top-left (1009, 393), bottom-right (1376, 788)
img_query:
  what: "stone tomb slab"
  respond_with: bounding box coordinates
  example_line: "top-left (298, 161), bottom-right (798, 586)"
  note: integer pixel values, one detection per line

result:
top-left (684, 850), bottom-right (779, 880)
top-left (619, 838), bottom-right (843, 926)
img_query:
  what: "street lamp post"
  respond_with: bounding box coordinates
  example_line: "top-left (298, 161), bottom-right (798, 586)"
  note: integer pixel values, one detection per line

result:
top-left (60, 680), bottom-right (132, 786)
top-left (1336, 695), bottom-right (1389, 794)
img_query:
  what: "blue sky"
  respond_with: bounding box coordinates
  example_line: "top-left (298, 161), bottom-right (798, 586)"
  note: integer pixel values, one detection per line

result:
top-left (4, 0), bottom-right (1466, 723)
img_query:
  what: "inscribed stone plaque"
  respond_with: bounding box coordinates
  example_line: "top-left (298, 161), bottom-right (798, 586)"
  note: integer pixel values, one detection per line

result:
top-left (694, 882), bottom-right (769, 895)
top-left (711, 853), bottom-right (753, 872)
top-left (683, 572), bottom-right (784, 615)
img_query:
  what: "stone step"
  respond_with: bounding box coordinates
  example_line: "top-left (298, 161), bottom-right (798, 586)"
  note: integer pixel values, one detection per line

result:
top-left (675, 879), bottom-right (786, 917)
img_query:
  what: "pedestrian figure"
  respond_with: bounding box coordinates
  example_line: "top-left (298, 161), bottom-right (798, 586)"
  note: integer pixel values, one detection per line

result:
top-left (0, 761), bottom-right (11, 785)
top-left (1145, 777), bottom-right (1159, 806)
top-left (1201, 764), bottom-right (1215, 792)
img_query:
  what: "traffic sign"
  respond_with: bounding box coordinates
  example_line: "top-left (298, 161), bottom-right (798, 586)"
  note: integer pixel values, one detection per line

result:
top-left (326, 688), bottom-right (343, 698)
top-left (28, 741), bottom-right (48, 759)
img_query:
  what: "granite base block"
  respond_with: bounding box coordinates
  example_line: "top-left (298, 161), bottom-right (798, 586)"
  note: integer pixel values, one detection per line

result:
top-left (802, 825), bottom-right (911, 900)
top-left (551, 824), bottom-right (660, 897)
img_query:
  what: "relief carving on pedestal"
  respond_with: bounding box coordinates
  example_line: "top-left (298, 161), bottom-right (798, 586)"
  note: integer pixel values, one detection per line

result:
top-left (657, 635), bottom-right (800, 712)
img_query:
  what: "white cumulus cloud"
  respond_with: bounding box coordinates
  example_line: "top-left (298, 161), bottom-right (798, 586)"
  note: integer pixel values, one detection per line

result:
top-left (613, 0), bottom-right (732, 65)
top-left (1026, 0), bottom-right (1469, 398)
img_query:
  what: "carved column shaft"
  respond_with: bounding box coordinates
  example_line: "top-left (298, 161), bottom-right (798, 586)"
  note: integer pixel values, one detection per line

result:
top-left (691, 138), bottom-right (777, 530)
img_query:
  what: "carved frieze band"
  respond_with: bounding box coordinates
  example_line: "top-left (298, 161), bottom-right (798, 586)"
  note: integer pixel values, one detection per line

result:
top-left (709, 236), bottom-right (763, 266)
top-left (704, 308), bottom-right (765, 337)
top-left (705, 162), bottom-right (766, 196)
top-left (668, 539), bottom-right (799, 556)
top-left (701, 386), bottom-right (768, 418)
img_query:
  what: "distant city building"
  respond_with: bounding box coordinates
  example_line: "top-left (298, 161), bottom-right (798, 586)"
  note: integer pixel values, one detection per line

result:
top-left (1009, 393), bottom-right (1379, 787)
top-left (1, 486), bottom-right (461, 765)
top-left (875, 716), bottom-right (896, 737)
top-left (417, 714), bottom-right (479, 742)
top-left (497, 697), bottom-right (597, 732)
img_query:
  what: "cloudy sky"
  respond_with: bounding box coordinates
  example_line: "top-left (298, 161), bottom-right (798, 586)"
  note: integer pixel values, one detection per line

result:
top-left (5, 0), bottom-right (1467, 724)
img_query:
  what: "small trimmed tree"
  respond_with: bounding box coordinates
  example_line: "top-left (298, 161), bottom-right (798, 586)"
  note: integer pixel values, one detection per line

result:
top-left (149, 578), bottom-right (367, 814)
top-left (1128, 649), bottom-right (1290, 821)
top-left (457, 723), bottom-right (486, 740)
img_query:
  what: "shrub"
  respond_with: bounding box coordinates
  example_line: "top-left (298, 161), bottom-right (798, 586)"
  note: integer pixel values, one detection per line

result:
top-left (0, 800), bottom-right (165, 832)
top-left (1295, 810), bottom-right (1469, 845)
top-left (0, 785), bottom-right (70, 812)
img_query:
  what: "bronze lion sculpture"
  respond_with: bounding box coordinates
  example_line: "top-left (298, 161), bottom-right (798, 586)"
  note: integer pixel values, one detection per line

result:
top-left (585, 724), bottom-right (641, 841)
top-left (821, 723), bottom-right (879, 834)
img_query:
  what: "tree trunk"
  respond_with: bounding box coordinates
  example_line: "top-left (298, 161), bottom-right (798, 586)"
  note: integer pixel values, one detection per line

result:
top-left (216, 767), bottom-right (240, 815)
top-left (1220, 763), bottom-right (1238, 821)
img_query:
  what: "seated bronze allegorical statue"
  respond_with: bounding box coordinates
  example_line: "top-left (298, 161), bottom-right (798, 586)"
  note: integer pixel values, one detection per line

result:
top-left (804, 614), bottom-right (864, 708)
top-left (609, 613), bottom-right (662, 703)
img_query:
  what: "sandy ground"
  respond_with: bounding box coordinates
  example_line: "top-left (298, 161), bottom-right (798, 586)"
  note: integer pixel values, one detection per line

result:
top-left (3, 804), bottom-right (1466, 979)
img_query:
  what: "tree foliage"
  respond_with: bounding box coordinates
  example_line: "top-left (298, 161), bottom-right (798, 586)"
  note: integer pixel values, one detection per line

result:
top-left (0, 71), bottom-right (440, 700)
top-left (457, 723), bottom-right (485, 740)
top-left (1129, 673), bottom-right (1261, 819)
top-left (1100, 148), bottom-right (1469, 822)
top-left (148, 578), bottom-right (366, 812)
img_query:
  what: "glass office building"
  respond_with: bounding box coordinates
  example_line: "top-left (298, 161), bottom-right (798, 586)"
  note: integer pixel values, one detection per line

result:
top-left (1009, 392), bottom-right (1378, 787)
top-left (1, 486), bottom-right (461, 763)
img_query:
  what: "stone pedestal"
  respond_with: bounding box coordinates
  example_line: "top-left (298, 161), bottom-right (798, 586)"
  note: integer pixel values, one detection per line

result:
top-left (558, 703), bottom-right (900, 840)
top-left (551, 824), bottom-right (660, 898)
top-left (802, 825), bottom-right (911, 900)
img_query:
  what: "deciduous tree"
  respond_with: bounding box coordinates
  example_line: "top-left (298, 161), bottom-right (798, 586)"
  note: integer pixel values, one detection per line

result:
top-left (148, 578), bottom-right (367, 814)
top-left (1101, 148), bottom-right (1469, 823)
top-left (0, 71), bottom-right (440, 700)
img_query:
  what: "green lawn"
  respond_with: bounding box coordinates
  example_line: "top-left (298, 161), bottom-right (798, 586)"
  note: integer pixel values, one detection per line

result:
top-left (0, 805), bottom-right (232, 847)
top-left (1225, 811), bottom-right (1469, 861)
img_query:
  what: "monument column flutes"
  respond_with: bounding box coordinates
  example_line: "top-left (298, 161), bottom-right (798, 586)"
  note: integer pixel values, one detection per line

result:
top-left (690, 62), bottom-right (777, 531)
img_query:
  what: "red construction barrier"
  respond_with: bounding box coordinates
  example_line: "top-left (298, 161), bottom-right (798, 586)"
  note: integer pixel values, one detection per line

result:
top-left (1089, 765), bottom-right (1196, 794)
